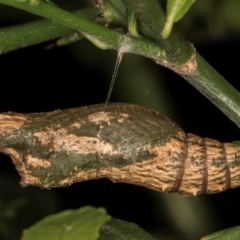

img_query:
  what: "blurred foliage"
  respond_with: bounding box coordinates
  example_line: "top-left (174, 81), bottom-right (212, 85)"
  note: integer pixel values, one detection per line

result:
top-left (176, 0), bottom-right (240, 45)
top-left (0, 170), bottom-right (63, 240)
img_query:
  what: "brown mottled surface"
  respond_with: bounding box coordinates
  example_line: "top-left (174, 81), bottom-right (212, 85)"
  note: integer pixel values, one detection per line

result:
top-left (0, 103), bottom-right (240, 196)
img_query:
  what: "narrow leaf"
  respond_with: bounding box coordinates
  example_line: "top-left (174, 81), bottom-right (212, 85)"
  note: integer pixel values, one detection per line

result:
top-left (127, 8), bottom-right (139, 37)
top-left (21, 206), bottom-right (111, 240)
top-left (162, 0), bottom-right (195, 39)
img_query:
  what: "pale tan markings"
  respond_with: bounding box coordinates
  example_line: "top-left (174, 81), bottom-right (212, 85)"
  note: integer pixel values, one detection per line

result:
top-left (147, 131), bottom-right (186, 192)
top-left (57, 131), bottom-right (187, 192)
top-left (7, 128), bottom-right (240, 195)
top-left (204, 138), bottom-right (226, 194)
top-left (69, 122), bottom-right (81, 129)
top-left (117, 113), bottom-right (129, 123)
top-left (58, 152), bottom-right (185, 193)
top-left (2, 105), bottom-right (240, 196)
top-left (59, 169), bottom-right (99, 186)
top-left (171, 132), bottom-right (188, 192)
top-left (222, 142), bottom-right (231, 190)
top-left (0, 114), bottom-right (27, 137)
top-left (34, 128), bottom-right (116, 155)
top-left (201, 138), bottom-right (207, 194)
top-left (20, 175), bottom-right (41, 188)
top-left (56, 132), bottom-right (240, 196)
top-left (179, 134), bottom-right (205, 196)
top-left (224, 143), bottom-right (240, 189)
top-left (159, 51), bottom-right (197, 76)
top-left (26, 155), bottom-right (51, 169)
top-left (88, 111), bottom-right (129, 125)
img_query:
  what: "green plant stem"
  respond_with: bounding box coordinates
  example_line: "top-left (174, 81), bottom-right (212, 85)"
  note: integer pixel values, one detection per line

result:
top-left (0, 8), bottom-right (96, 54)
top-left (122, 0), bottom-right (240, 128)
top-left (1, 1), bottom-right (240, 128)
top-left (122, 0), bottom-right (194, 65)
top-left (0, 0), bottom-right (165, 60)
top-left (184, 54), bottom-right (240, 127)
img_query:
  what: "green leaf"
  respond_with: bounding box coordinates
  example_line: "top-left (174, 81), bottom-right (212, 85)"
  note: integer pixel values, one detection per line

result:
top-left (0, 8), bottom-right (98, 54)
top-left (127, 8), bottom-right (139, 37)
top-left (167, 0), bottom-right (196, 22)
top-left (21, 206), bottom-right (111, 240)
top-left (201, 226), bottom-right (240, 240)
top-left (162, 0), bottom-right (195, 39)
top-left (98, 218), bottom-right (157, 240)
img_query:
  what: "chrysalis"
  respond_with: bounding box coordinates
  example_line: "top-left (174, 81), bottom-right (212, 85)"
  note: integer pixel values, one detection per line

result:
top-left (0, 103), bottom-right (239, 196)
